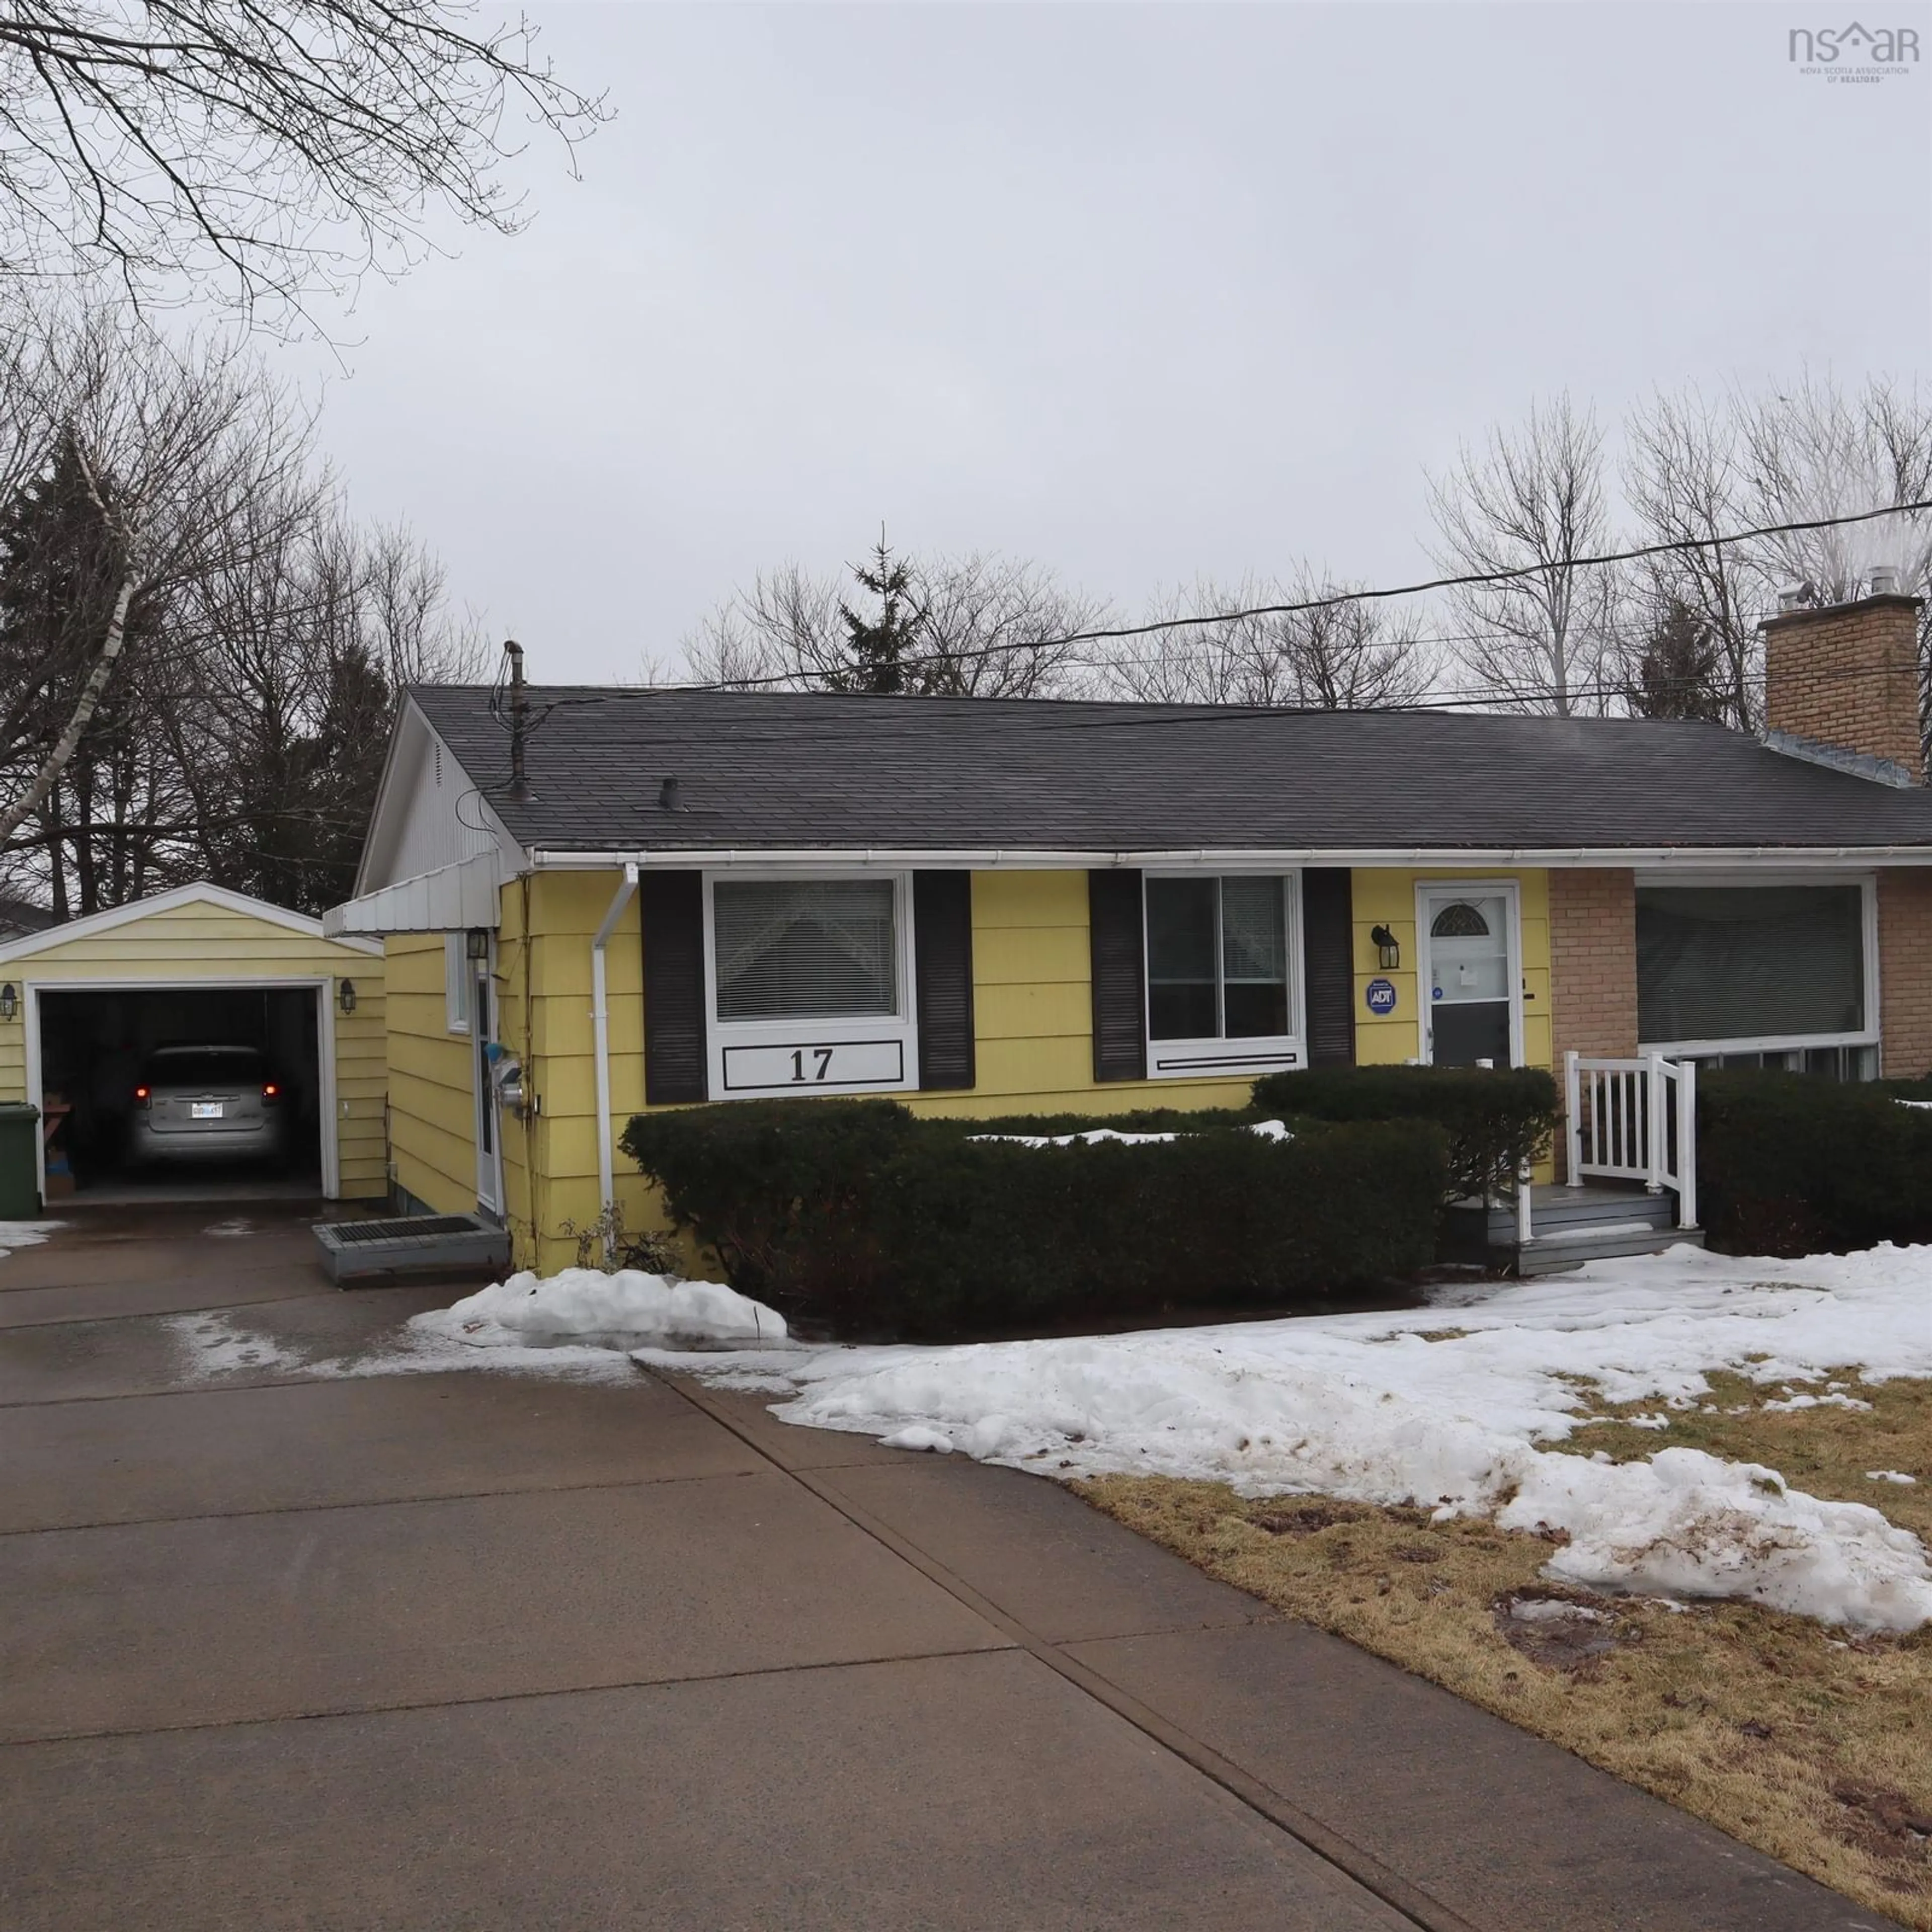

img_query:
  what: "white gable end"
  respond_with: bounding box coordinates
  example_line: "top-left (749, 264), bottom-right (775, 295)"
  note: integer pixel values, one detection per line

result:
top-left (356, 700), bottom-right (521, 895)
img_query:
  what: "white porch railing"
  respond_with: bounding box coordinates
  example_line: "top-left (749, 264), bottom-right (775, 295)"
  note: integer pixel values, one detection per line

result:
top-left (1563, 1050), bottom-right (1698, 1229)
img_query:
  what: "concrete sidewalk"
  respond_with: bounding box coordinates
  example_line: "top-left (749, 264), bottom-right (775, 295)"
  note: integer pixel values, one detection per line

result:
top-left (0, 1206), bottom-right (1898, 1931)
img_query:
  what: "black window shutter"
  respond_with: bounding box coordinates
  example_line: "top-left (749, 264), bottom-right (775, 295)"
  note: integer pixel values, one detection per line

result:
top-left (913, 871), bottom-right (976, 1091)
top-left (1088, 869), bottom-right (1147, 1083)
top-left (1301, 867), bottom-right (1356, 1069)
top-left (641, 870), bottom-right (708, 1104)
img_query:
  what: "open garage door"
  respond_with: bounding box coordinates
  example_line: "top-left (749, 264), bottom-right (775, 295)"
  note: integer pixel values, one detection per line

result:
top-left (37, 986), bottom-right (323, 1202)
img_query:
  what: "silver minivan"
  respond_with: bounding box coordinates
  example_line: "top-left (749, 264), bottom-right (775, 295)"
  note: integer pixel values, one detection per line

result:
top-left (130, 1045), bottom-right (287, 1167)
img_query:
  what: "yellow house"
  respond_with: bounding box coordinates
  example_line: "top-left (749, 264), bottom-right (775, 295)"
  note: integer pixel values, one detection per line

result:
top-left (0, 881), bottom-right (386, 1204)
top-left (329, 595), bottom-right (1932, 1275)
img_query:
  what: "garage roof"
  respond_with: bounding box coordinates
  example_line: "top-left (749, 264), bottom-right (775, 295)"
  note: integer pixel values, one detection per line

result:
top-left (0, 882), bottom-right (381, 961)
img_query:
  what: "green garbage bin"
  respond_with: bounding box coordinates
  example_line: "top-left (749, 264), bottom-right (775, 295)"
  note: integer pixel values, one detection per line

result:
top-left (0, 1103), bottom-right (41, 1219)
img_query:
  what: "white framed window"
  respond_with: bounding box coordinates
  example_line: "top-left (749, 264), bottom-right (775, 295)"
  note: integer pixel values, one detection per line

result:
top-left (1142, 870), bottom-right (1305, 1078)
top-left (702, 871), bottom-right (918, 1099)
top-left (443, 931), bottom-right (469, 1034)
top-left (1635, 873), bottom-right (1880, 1079)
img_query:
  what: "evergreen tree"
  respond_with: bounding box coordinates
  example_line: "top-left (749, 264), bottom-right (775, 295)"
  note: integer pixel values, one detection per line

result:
top-left (836, 533), bottom-right (927, 694)
top-left (1625, 597), bottom-right (1731, 723)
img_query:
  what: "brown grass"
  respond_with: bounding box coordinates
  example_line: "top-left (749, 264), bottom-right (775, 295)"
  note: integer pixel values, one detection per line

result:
top-left (1077, 1372), bottom-right (1932, 1927)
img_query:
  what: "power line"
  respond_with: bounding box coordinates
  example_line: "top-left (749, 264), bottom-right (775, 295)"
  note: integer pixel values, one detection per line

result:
top-left (652, 496), bottom-right (1932, 694)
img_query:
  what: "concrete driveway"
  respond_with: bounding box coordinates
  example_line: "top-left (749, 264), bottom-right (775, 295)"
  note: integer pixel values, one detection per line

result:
top-left (0, 1206), bottom-right (1897, 1931)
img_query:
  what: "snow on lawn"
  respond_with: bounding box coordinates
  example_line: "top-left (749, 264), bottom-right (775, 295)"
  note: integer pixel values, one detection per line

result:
top-left (638, 1241), bottom-right (1932, 1632)
top-left (0, 1220), bottom-right (59, 1260)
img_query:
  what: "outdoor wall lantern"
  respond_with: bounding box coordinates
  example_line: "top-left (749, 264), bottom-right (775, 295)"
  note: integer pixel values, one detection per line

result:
top-left (0, 983), bottom-right (15, 1021)
top-left (337, 980), bottom-right (357, 1015)
top-left (1370, 925), bottom-right (1401, 971)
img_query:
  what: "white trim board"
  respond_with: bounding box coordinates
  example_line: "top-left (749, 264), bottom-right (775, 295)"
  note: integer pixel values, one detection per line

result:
top-left (521, 845), bottom-right (1932, 873)
top-left (0, 881), bottom-right (381, 962)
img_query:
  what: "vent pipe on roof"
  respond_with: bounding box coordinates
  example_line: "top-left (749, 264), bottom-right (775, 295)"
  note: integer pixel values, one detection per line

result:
top-left (659, 776), bottom-right (681, 811)
top-left (502, 640), bottom-right (535, 804)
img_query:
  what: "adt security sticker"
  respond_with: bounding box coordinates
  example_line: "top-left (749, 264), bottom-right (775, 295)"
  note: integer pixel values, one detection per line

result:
top-left (1364, 977), bottom-right (1398, 1016)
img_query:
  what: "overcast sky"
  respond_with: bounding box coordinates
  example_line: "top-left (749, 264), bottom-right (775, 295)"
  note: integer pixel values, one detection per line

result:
top-left (292, 2), bottom-right (1932, 685)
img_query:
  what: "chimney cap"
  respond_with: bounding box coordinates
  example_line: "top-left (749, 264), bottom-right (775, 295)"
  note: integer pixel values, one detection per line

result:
top-left (1869, 566), bottom-right (1899, 596)
top-left (1776, 582), bottom-right (1816, 613)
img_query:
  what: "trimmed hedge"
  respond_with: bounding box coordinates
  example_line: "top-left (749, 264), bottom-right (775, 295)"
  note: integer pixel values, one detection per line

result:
top-left (1697, 1071), bottom-right (1932, 1255)
top-left (1251, 1065), bottom-right (1559, 1203)
top-left (620, 1098), bottom-right (1446, 1339)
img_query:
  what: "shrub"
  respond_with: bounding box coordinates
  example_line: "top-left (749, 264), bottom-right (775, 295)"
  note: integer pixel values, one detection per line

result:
top-left (1696, 1071), bottom-right (1932, 1255)
top-left (621, 1098), bottom-right (1445, 1339)
top-left (1251, 1065), bottom-right (1559, 1203)
top-left (620, 1099), bottom-right (914, 1317)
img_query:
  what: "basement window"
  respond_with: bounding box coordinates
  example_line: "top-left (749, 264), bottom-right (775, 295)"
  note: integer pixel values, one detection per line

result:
top-left (1636, 881), bottom-right (1878, 1076)
top-left (704, 874), bottom-right (917, 1098)
top-left (1142, 872), bottom-right (1304, 1078)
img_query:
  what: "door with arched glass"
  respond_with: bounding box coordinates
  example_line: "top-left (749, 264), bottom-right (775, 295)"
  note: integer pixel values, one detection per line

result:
top-left (1417, 884), bottom-right (1521, 1067)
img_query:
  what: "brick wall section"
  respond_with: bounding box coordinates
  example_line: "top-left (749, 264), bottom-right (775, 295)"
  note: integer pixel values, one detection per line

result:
top-left (1548, 868), bottom-right (1639, 1179)
top-left (1762, 594), bottom-right (1925, 782)
top-left (1879, 869), bottom-right (1932, 1081)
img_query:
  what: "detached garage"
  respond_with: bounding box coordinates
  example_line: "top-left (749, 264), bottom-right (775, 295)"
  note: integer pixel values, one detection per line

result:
top-left (0, 882), bottom-right (385, 1206)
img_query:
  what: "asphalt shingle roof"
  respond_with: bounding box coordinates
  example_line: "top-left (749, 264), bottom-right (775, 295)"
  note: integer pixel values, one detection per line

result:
top-left (410, 686), bottom-right (1932, 856)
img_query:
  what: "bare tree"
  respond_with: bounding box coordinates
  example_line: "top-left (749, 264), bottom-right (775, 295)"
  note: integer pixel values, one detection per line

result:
top-left (1427, 394), bottom-right (1612, 714)
top-left (0, 301), bottom-right (482, 915)
top-left (1100, 572), bottom-right (1436, 709)
top-left (1622, 388), bottom-right (1767, 729)
top-left (0, 303), bottom-right (317, 850)
top-left (0, 2), bottom-right (605, 329)
top-left (679, 547), bottom-right (1109, 697)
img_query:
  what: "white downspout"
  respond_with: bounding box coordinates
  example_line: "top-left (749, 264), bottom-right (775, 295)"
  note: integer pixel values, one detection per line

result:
top-left (592, 862), bottom-right (641, 1259)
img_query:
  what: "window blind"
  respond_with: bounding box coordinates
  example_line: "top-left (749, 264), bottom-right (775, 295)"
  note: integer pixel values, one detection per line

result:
top-left (713, 878), bottom-right (898, 1021)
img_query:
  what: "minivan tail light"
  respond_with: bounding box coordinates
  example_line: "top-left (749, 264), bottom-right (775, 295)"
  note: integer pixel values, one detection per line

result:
top-left (134, 1085), bottom-right (150, 1108)
top-left (262, 1083), bottom-right (279, 1102)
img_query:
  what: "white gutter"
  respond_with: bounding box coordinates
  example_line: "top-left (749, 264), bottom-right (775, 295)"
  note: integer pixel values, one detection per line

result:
top-left (524, 844), bottom-right (1932, 871)
top-left (591, 861), bottom-right (640, 1259)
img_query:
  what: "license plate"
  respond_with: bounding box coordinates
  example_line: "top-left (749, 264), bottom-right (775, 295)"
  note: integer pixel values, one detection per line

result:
top-left (190, 1102), bottom-right (224, 1119)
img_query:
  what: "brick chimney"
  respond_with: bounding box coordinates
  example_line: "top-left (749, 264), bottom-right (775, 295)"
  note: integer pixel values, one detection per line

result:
top-left (1761, 590), bottom-right (1925, 786)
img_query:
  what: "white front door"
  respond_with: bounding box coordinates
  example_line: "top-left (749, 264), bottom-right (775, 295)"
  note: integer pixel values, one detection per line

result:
top-left (471, 960), bottom-right (503, 1216)
top-left (1418, 884), bottom-right (1522, 1068)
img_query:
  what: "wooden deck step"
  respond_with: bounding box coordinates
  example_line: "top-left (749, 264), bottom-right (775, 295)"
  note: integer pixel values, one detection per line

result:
top-left (1517, 1227), bottom-right (1706, 1277)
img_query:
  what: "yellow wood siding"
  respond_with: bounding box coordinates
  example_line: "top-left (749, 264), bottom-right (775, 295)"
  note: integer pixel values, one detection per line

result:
top-left (0, 896), bottom-right (386, 1197)
top-left (382, 931), bottom-right (476, 1216)
top-left (478, 862), bottom-right (1566, 1271)
top-left (1348, 869), bottom-right (1553, 1071)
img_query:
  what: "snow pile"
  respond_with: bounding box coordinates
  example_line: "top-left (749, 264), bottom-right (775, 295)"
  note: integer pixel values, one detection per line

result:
top-left (641, 1241), bottom-right (1932, 1631)
top-left (0, 1220), bottom-right (58, 1260)
top-left (417, 1268), bottom-right (787, 1348)
top-left (970, 1119), bottom-right (1291, 1148)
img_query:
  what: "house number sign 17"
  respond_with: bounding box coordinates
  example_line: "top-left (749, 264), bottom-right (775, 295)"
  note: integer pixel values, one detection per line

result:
top-left (720, 1038), bottom-right (907, 1092)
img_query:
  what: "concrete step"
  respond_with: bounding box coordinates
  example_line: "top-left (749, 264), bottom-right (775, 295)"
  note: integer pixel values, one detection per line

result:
top-left (1517, 1227), bottom-right (1706, 1277)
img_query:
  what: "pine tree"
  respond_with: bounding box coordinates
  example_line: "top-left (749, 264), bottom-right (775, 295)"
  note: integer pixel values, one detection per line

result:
top-left (836, 532), bottom-right (927, 694)
top-left (1625, 597), bottom-right (1731, 724)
